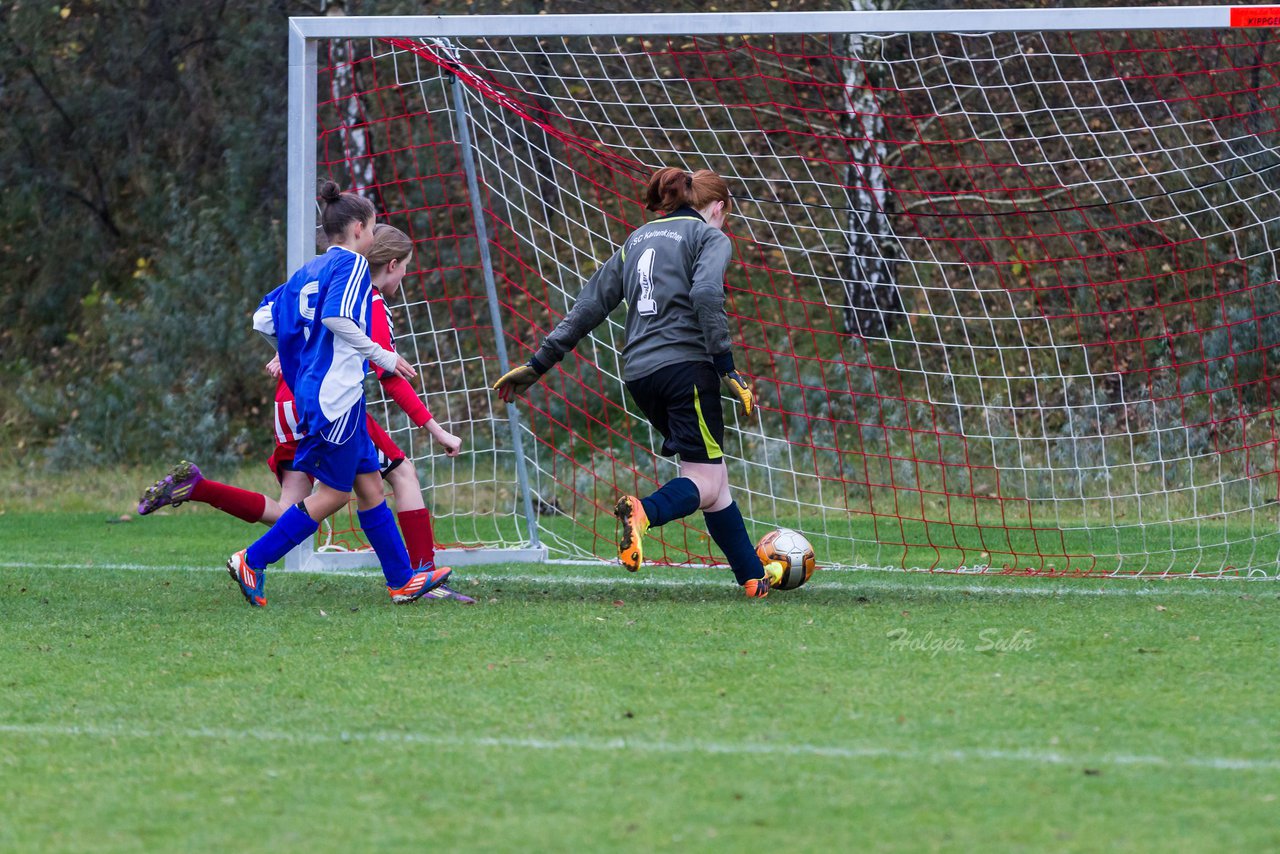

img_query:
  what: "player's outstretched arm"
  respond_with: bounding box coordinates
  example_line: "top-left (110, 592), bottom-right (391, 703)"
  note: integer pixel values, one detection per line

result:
top-left (498, 251), bottom-right (624, 404)
top-left (493, 359), bottom-right (546, 402)
top-left (425, 418), bottom-right (463, 457)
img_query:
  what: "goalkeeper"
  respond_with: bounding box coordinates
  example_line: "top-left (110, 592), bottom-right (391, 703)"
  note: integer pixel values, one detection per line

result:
top-left (494, 166), bottom-right (782, 598)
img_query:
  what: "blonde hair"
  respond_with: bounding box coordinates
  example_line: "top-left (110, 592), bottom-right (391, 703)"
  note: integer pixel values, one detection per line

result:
top-left (366, 223), bottom-right (413, 270)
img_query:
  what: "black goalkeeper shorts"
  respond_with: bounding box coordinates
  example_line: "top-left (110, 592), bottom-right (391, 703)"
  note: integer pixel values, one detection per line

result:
top-left (625, 361), bottom-right (724, 464)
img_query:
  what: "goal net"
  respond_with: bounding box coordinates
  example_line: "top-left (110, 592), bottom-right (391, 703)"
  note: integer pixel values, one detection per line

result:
top-left (289, 8), bottom-right (1280, 578)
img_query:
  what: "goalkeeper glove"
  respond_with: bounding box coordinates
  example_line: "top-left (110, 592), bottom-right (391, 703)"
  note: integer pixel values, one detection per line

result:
top-left (714, 351), bottom-right (753, 416)
top-left (721, 369), bottom-right (754, 416)
top-left (493, 357), bottom-right (547, 403)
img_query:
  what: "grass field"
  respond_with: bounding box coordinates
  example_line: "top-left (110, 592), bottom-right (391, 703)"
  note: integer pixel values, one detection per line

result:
top-left (2, 503), bottom-right (1278, 852)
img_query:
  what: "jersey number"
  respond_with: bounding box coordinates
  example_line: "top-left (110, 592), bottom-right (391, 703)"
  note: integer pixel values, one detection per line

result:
top-left (299, 281), bottom-right (320, 340)
top-left (636, 247), bottom-right (658, 316)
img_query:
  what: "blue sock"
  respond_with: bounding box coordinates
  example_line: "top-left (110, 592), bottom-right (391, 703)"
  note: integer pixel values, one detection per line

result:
top-left (245, 504), bottom-right (319, 569)
top-left (703, 501), bottom-right (764, 585)
top-left (358, 501), bottom-right (413, 588)
top-left (640, 477), bottom-right (701, 528)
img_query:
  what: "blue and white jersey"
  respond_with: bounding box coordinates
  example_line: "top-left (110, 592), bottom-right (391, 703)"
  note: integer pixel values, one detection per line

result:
top-left (254, 246), bottom-right (373, 442)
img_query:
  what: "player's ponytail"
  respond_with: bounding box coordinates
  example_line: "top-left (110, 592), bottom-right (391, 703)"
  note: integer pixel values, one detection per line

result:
top-left (644, 167), bottom-right (730, 215)
top-left (644, 167), bottom-right (691, 213)
top-left (366, 223), bottom-right (413, 269)
top-left (318, 180), bottom-right (377, 238)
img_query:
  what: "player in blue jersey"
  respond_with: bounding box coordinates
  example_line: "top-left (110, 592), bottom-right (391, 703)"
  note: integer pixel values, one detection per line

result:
top-left (138, 223), bottom-right (473, 602)
top-left (493, 166), bottom-right (784, 598)
top-left (224, 181), bottom-right (450, 607)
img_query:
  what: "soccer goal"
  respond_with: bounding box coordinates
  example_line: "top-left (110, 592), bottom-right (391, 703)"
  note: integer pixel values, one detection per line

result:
top-left (285, 7), bottom-right (1280, 578)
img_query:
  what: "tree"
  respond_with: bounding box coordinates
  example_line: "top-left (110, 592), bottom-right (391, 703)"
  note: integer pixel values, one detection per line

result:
top-left (841, 0), bottom-right (905, 339)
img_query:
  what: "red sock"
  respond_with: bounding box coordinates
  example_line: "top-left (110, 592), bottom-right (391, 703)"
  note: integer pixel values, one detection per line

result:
top-left (398, 508), bottom-right (435, 569)
top-left (190, 479), bottom-right (267, 524)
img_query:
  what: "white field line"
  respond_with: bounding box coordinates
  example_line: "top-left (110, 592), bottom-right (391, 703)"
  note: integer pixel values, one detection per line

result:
top-left (0, 560), bottom-right (1271, 598)
top-left (0, 722), bottom-right (1275, 773)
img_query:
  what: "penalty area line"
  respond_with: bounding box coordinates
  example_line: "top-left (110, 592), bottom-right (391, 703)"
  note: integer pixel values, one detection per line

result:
top-left (0, 721), bottom-right (1275, 773)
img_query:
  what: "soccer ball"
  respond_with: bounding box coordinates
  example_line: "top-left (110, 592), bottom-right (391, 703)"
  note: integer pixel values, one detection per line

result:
top-left (755, 528), bottom-right (817, 590)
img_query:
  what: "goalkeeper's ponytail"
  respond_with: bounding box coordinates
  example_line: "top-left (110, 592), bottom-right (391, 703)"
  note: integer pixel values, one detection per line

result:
top-left (644, 167), bottom-right (692, 212)
top-left (644, 167), bottom-right (730, 216)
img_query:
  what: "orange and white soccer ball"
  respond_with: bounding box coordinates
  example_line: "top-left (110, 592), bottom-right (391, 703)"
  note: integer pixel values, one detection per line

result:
top-left (755, 528), bottom-right (817, 590)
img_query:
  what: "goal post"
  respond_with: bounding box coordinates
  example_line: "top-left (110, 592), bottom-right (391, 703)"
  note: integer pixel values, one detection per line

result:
top-left (285, 7), bottom-right (1280, 579)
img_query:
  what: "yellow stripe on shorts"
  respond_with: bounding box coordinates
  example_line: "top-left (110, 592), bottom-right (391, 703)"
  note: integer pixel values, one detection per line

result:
top-left (692, 386), bottom-right (723, 460)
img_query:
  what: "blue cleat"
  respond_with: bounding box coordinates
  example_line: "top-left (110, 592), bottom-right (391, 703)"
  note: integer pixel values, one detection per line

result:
top-left (388, 565), bottom-right (452, 604)
top-left (227, 549), bottom-right (266, 607)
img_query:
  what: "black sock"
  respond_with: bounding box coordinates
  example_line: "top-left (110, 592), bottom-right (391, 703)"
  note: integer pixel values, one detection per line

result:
top-left (703, 501), bottom-right (764, 584)
top-left (640, 477), bottom-right (701, 528)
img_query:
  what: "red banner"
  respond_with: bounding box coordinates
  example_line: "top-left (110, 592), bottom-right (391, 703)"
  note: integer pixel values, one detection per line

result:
top-left (1231, 7), bottom-right (1280, 27)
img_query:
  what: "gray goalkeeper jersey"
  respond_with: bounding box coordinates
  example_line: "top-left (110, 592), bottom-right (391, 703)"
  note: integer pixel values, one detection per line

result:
top-left (533, 208), bottom-right (734, 382)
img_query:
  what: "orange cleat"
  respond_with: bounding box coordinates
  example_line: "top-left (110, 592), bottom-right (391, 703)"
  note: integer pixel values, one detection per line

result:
top-left (614, 495), bottom-right (649, 572)
top-left (744, 562), bottom-right (785, 599)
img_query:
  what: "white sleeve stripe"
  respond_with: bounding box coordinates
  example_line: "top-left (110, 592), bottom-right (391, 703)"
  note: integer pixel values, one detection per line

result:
top-left (339, 255), bottom-right (368, 320)
top-left (342, 258), bottom-right (361, 318)
top-left (339, 259), bottom-right (354, 318)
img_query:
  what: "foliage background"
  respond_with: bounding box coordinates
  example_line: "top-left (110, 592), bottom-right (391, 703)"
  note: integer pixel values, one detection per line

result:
top-left (0, 0), bottom-right (1219, 471)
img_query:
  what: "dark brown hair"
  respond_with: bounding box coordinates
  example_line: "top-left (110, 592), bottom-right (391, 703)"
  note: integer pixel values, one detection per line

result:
top-left (366, 223), bottom-right (413, 269)
top-left (319, 180), bottom-right (377, 237)
top-left (643, 167), bottom-right (730, 214)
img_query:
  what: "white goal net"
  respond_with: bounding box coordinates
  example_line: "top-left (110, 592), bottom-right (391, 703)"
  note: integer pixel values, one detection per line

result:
top-left (287, 8), bottom-right (1280, 578)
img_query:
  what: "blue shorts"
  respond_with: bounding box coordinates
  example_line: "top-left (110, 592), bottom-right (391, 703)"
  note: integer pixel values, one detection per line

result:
top-left (292, 405), bottom-right (381, 492)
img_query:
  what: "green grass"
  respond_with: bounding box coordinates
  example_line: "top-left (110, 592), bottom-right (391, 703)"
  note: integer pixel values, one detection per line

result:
top-left (11, 460), bottom-right (1275, 578)
top-left (2, 510), bottom-right (1278, 852)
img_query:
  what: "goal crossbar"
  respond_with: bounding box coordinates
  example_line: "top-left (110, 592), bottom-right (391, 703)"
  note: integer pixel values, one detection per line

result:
top-left (288, 7), bottom-right (1243, 39)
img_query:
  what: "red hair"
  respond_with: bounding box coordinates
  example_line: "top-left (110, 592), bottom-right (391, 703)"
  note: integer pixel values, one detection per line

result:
top-left (643, 167), bottom-right (730, 214)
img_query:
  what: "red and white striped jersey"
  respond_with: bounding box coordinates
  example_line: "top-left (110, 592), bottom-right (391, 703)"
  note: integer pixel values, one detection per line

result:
top-left (273, 379), bottom-right (304, 444)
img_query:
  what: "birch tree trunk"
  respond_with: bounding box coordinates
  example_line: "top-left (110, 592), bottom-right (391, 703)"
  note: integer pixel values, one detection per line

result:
top-left (842, 1), bottom-right (903, 339)
top-left (326, 1), bottom-right (377, 207)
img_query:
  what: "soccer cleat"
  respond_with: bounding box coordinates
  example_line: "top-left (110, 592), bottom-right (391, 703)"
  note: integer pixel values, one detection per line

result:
top-left (226, 549), bottom-right (266, 607)
top-left (388, 566), bottom-right (453, 604)
top-left (743, 562), bottom-right (785, 599)
top-left (137, 460), bottom-right (203, 515)
top-left (614, 495), bottom-right (649, 572)
top-left (421, 581), bottom-right (477, 605)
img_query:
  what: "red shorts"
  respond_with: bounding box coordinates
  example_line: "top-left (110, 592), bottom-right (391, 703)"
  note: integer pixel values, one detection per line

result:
top-left (268, 414), bottom-right (405, 482)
